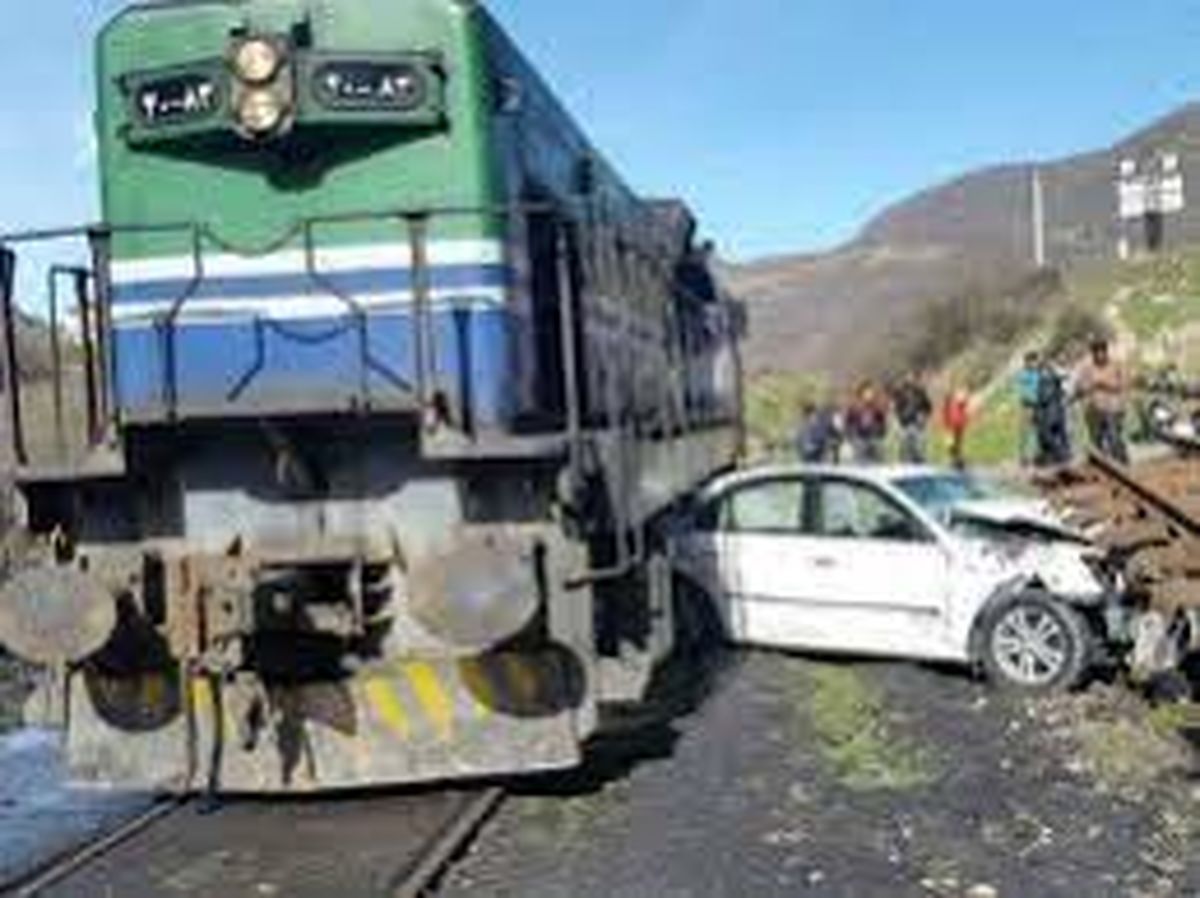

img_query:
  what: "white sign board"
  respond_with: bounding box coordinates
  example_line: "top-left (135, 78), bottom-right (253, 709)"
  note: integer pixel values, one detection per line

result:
top-left (1118, 172), bottom-right (1186, 219)
top-left (1119, 179), bottom-right (1148, 219)
top-left (1159, 173), bottom-right (1186, 213)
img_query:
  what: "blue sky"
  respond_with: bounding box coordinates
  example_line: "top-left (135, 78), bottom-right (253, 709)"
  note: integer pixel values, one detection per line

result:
top-left (4, 0), bottom-right (1200, 261)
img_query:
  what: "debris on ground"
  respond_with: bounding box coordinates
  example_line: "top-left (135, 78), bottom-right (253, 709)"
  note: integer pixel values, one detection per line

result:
top-left (1029, 683), bottom-right (1194, 800)
top-left (444, 656), bottom-right (1200, 898)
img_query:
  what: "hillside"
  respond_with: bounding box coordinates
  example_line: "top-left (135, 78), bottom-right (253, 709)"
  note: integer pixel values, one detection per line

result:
top-left (743, 247), bottom-right (1200, 463)
top-left (726, 103), bottom-right (1200, 379)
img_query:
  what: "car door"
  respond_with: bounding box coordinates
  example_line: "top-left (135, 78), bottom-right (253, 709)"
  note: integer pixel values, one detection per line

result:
top-left (710, 477), bottom-right (814, 646)
top-left (673, 476), bottom-right (812, 646)
top-left (798, 476), bottom-right (955, 659)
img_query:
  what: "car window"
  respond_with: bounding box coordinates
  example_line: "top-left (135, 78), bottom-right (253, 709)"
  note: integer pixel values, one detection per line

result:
top-left (892, 473), bottom-right (998, 515)
top-left (813, 480), bottom-right (930, 543)
top-left (718, 479), bottom-right (806, 534)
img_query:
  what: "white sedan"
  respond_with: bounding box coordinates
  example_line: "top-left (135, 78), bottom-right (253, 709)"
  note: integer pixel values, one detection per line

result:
top-left (671, 465), bottom-right (1117, 690)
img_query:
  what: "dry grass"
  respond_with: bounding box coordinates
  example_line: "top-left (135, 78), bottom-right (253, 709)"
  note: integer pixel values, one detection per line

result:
top-left (744, 371), bottom-right (823, 460)
top-left (16, 367), bottom-right (96, 468)
top-left (786, 662), bottom-right (934, 792)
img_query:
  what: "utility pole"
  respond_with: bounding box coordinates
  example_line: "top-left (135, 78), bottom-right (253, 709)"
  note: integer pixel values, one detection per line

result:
top-left (1031, 166), bottom-right (1046, 269)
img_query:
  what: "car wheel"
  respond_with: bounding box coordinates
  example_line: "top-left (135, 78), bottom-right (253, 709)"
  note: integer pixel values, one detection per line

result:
top-left (979, 592), bottom-right (1092, 691)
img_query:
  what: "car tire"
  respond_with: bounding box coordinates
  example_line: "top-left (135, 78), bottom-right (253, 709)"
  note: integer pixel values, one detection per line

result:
top-left (978, 591), bottom-right (1092, 692)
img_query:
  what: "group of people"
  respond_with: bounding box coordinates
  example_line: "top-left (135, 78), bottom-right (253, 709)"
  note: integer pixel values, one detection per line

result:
top-left (795, 375), bottom-right (973, 467)
top-left (1017, 335), bottom-right (1129, 467)
top-left (795, 334), bottom-right (1132, 471)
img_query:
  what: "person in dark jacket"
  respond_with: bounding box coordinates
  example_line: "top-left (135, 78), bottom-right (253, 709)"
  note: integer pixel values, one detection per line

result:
top-left (1034, 358), bottom-right (1072, 466)
top-left (844, 382), bottom-right (889, 464)
top-left (795, 401), bottom-right (840, 463)
top-left (892, 373), bottom-right (934, 464)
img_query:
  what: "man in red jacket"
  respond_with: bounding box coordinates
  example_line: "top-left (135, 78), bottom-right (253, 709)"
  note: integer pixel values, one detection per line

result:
top-left (942, 387), bottom-right (971, 470)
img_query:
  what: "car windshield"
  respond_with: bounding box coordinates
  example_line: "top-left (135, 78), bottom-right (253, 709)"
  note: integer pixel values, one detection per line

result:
top-left (890, 473), bottom-right (1005, 516)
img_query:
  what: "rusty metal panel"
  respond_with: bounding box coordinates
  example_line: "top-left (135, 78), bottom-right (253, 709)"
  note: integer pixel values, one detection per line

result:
top-left (62, 652), bottom-right (586, 793)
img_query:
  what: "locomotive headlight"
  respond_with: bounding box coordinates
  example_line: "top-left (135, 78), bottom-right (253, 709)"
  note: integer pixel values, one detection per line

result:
top-left (237, 88), bottom-right (287, 134)
top-left (233, 38), bottom-right (283, 84)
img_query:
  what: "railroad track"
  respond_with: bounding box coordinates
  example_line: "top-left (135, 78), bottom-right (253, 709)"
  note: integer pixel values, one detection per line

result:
top-left (1, 799), bottom-right (187, 898)
top-left (1039, 451), bottom-right (1200, 532)
top-left (1, 787), bottom-right (503, 898)
top-left (1038, 451), bottom-right (1200, 616)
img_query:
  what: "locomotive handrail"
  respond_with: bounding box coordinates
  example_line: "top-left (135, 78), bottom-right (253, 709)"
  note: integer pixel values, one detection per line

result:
top-left (0, 247), bottom-right (25, 467)
top-left (406, 213), bottom-right (436, 417)
top-left (160, 226), bottom-right (206, 417)
top-left (87, 229), bottom-right (115, 431)
top-left (145, 206), bottom-right (544, 419)
top-left (0, 199), bottom-right (740, 474)
top-left (46, 266), bottom-right (98, 459)
top-left (219, 219), bottom-right (414, 410)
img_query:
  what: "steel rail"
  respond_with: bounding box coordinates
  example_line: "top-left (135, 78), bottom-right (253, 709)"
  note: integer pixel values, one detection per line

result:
top-left (391, 787), bottom-right (505, 898)
top-left (0, 798), bottom-right (188, 898)
top-left (1086, 450), bottom-right (1200, 536)
top-left (1, 787), bottom-right (502, 898)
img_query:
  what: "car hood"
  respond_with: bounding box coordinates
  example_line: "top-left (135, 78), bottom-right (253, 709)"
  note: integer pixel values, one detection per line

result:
top-left (948, 500), bottom-right (1107, 601)
top-left (950, 498), bottom-right (1091, 545)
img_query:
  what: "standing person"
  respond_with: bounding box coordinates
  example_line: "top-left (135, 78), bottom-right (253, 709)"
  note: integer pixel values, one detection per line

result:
top-left (844, 382), bottom-right (888, 464)
top-left (1076, 336), bottom-right (1130, 464)
top-left (941, 387), bottom-right (971, 470)
top-left (795, 401), bottom-right (838, 463)
top-left (1015, 351), bottom-right (1043, 466)
top-left (892, 373), bottom-right (934, 464)
top-left (825, 401), bottom-right (845, 464)
top-left (1034, 357), bottom-right (1072, 466)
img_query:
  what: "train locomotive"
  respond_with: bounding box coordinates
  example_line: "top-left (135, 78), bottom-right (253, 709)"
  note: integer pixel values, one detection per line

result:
top-left (0, 0), bottom-right (743, 792)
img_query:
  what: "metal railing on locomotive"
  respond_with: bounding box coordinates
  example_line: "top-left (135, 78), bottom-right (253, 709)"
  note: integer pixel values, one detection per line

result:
top-left (0, 204), bottom-right (736, 481)
top-left (0, 235), bottom-right (113, 469)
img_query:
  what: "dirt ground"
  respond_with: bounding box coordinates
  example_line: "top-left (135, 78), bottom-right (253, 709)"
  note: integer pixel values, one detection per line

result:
top-left (441, 652), bottom-right (1200, 898)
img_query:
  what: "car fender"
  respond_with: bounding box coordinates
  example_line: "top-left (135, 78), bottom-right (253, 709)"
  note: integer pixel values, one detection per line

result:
top-left (965, 575), bottom-right (1042, 664)
top-left (1011, 542), bottom-right (1109, 606)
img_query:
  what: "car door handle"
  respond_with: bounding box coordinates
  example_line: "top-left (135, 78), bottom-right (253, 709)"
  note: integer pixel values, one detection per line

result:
top-left (812, 557), bottom-right (838, 569)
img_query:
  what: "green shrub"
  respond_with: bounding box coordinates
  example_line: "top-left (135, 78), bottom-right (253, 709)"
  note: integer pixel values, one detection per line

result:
top-left (892, 268), bottom-right (1061, 380)
top-left (1045, 304), bottom-right (1109, 361)
top-left (745, 371), bottom-right (823, 459)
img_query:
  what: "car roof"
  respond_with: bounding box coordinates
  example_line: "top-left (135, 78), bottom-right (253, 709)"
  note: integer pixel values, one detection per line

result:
top-left (698, 463), bottom-right (957, 499)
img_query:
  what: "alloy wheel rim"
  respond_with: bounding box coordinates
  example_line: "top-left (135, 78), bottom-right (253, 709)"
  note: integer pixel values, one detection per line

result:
top-left (991, 605), bottom-right (1069, 686)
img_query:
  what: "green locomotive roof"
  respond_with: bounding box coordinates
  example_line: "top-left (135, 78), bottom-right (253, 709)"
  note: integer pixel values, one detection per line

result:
top-left (95, 0), bottom-right (671, 262)
top-left (97, 0), bottom-right (500, 256)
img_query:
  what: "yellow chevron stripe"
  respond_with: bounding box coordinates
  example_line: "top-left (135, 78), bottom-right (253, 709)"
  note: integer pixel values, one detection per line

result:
top-left (191, 677), bottom-right (214, 715)
top-left (365, 677), bottom-right (412, 740)
top-left (187, 677), bottom-right (236, 741)
top-left (459, 660), bottom-right (495, 720)
top-left (405, 662), bottom-right (455, 740)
